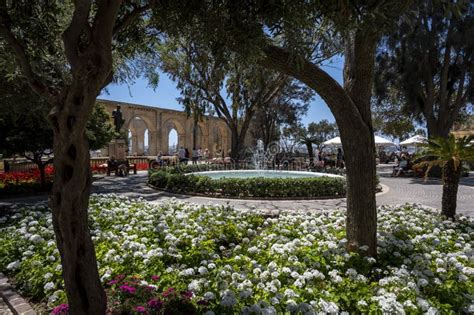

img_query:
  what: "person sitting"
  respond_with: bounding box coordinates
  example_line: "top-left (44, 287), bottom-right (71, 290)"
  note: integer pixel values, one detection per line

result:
top-left (392, 155), bottom-right (409, 177)
top-left (155, 151), bottom-right (164, 166)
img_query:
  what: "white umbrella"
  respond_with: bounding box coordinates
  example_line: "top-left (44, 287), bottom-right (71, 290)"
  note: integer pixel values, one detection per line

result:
top-left (323, 136), bottom-right (395, 147)
top-left (400, 135), bottom-right (427, 146)
top-left (322, 136), bottom-right (341, 146)
top-left (374, 135), bottom-right (395, 147)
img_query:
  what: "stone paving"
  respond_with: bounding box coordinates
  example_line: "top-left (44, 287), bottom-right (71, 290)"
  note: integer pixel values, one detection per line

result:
top-left (1, 170), bottom-right (473, 217)
top-left (0, 299), bottom-right (13, 315)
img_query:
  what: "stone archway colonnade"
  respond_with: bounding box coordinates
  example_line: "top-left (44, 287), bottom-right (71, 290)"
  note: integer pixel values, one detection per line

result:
top-left (99, 99), bottom-right (231, 157)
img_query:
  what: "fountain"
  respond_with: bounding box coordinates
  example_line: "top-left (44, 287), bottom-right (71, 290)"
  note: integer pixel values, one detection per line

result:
top-left (191, 141), bottom-right (342, 180)
top-left (251, 140), bottom-right (268, 170)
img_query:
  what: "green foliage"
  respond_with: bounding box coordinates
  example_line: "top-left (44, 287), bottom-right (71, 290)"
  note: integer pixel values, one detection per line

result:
top-left (372, 97), bottom-right (415, 142)
top-left (149, 170), bottom-right (346, 198)
top-left (86, 104), bottom-right (117, 151)
top-left (418, 135), bottom-right (474, 173)
top-left (374, 0), bottom-right (474, 136)
top-left (1, 196), bottom-right (473, 312)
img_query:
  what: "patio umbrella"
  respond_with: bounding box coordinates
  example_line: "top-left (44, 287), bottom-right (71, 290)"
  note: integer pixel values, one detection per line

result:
top-left (322, 136), bottom-right (341, 146)
top-left (374, 135), bottom-right (395, 147)
top-left (400, 135), bottom-right (427, 146)
top-left (323, 136), bottom-right (395, 147)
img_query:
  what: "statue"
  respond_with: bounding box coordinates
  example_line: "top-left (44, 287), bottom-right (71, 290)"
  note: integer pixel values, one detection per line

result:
top-left (112, 105), bottom-right (125, 133)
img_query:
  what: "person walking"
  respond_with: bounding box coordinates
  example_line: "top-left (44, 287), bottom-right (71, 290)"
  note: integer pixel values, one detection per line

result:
top-left (192, 147), bottom-right (199, 165)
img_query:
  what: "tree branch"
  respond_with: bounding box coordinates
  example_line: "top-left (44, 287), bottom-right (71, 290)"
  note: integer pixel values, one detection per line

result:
top-left (260, 44), bottom-right (366, 131)
top-left (113, 3), bottom-right (152, 36)
top-left (62, 0), bottom-right (92, 72)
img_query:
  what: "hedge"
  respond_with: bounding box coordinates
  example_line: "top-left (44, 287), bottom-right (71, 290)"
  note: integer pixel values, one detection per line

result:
top-left (149, 170), bottom-right (346, 199)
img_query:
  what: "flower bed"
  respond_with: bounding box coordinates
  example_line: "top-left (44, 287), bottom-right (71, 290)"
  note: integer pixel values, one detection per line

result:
top-left (149, 170), bottom-right (346, 199)
top-left (1, 195), bottom-right (473, 313)
top-left (0, 167), bottom-right (54, 196)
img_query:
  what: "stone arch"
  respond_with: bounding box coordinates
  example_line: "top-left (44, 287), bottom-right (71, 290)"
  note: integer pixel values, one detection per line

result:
top-left (125, 115), bottom-right (155, 156)
top-left (163, 118), bottom-right (186, 154)
top-left (186, 120), bottom-right (207, 150)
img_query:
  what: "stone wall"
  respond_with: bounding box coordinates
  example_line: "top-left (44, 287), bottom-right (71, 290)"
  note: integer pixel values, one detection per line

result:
top-left (98, 99), bottom-right (231, 157)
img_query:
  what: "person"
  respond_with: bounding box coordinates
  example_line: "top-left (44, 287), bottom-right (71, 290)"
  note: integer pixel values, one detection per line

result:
top-left (197, 147), bottom-right (203, 162)
top-left (336, 148), bottom-right (344, 169)
top-left (184, 148), bottom-right (190, 164)
top-left (178, 146), bottom-right (186, 164)
top-left (156, 151), bottom-right (164, 166)
top-left (203, 148), bottom-right (210, 163)
top-left (392, 155), bottom-right (408, 177)
top-left (192, 147), bottom-right (199, 165)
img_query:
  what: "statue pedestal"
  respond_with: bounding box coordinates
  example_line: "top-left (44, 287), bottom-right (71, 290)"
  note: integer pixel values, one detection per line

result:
top-left (108, 139), bottom-right (127, 160)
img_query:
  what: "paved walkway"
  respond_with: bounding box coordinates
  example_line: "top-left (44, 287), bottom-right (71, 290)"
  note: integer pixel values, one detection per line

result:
top-left (1, 171), bottom-right (473, 216)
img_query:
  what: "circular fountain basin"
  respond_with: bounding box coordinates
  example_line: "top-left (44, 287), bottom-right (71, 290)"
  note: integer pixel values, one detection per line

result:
top-left (191, 170), bottom-right (342, 179)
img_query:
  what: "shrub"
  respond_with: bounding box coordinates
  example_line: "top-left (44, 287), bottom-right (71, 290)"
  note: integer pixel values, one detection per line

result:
top-left (149, 170), bottom-right (346, 199)
top-left (1, 196), bottom-right (473, 313)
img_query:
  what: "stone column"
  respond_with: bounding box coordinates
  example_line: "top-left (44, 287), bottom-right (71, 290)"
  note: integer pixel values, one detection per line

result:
top-left (148, 131), bottom-right (158, 156)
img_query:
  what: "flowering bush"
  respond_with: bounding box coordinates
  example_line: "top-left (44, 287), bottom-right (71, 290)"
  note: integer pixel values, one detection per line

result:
top-left (0, 195), bottom-right (473, 314)
top-left (0, 167), bottom-right (54, 196)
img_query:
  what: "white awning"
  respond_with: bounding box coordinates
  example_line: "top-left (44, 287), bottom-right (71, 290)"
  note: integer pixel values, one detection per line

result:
top-left (323, 135), bottom-right (395, 147)
top-left (400, 135), bottom-right (427, 146)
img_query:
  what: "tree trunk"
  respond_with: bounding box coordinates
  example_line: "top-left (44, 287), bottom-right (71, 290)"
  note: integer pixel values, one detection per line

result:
top-left (261, 37), bottom-right (378, 256)
top-left (306, 143), bottom-right (314, 164)
top-left (441, 159), bottom-right (461, 219)
top-left (192, 119), bottom-right (198, 149)
top-left (49, 92), bottom-right (106, 314)
top-left (230, 129), bottom-right (242, 161)
top-left (37, 163), bottom-right (46, 188)
top-left (341, 127), bottom-right (377, 254)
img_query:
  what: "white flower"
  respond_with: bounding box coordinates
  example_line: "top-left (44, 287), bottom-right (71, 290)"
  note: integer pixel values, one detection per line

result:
top-left (198, 266), bottom-right (209, 275)
top-left (44, 282), bottom-right (55, 291)
top-left (7, 261), bottom-right (20, 270)
top-left (29, 234), bottom-right (43, 243)
top-left (262, 306), bottom-right (277, 315)
top-left (221, 291), bottom-right (237, 307)
top-left (417, 278), bottom-right (429, 287)
top-left (203, 292), bottom-right (215, 300)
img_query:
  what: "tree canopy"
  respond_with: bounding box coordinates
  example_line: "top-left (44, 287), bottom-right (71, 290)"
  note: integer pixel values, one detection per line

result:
top-left (374, 0), bottom-right (474, 137)
top-left (156, 36), bottom-right (312, 158)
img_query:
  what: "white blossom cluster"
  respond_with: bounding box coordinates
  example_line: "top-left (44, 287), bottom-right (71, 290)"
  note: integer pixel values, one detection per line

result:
top-left (0, 195), bottom-right (473, 313)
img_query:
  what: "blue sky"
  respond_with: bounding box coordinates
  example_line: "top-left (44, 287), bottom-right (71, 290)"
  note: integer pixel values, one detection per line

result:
top-left (100, 56), bottom-right (345, 126)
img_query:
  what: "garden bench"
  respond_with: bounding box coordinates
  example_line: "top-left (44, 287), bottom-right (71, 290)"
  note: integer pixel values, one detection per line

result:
top-left (106, 160), bottom-right (137, 176)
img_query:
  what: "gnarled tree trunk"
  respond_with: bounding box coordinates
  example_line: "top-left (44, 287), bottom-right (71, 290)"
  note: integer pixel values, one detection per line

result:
top-left (49, 86), bottom-right (107, 314)
top-left (261, 30), bottom-right (379, 256)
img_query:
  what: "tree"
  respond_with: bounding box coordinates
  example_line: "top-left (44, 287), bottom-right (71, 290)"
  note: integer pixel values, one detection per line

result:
top-left (251, 81), bottom-right (312, 150)
top-left (151, 1), bottom-right (412, 256)
top-left (289, 120), bottom-right (338, 163)
top-left (157, 38), bottom-right (291, 159)
top-left (372, 97), bottom-right (416, 142)
top-left (0, 1), bottom-right (153, 312)
top-left (0, 79), bottom-right (115, 187)
top-left (418, 135), bottom-right (474, 218)
top-left (308, 120), bottom-right (339, 145)
top-left (375, 0), bottom-right (474, 138)
top-left (0, 86), bottom-right (53, 187)
top-left (86, 103), bottom-right (117, 151)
